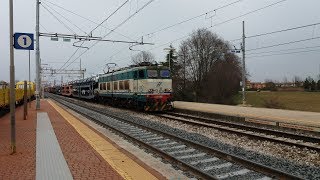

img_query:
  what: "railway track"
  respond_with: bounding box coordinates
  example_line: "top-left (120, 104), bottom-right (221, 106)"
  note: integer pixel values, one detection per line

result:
top-left (49, 94), bottom-right (302, 180)
top-left (155, 112), bottom-right (320, 152)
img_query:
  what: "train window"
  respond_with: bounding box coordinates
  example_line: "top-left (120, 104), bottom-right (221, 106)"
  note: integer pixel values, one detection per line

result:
top-left (139, 70), bottom-right (145, 78)
top-left (107, 82), bottom-right (111, 90)
top-left (114, 82), bottom-right (118, 90)
top-left (103, 83), bottom-right (107, 90)
top-left (100, 84), bottom-right (102, 90)
top-left (119, 81), bottom-right (124, 90)
top-left (160, 70), bottom-right (170, 78)
top-left (133, 71), bottom-right (138, 79)
top-left (124, 80), bottom-right (129, 90)
top-left (147, 70), bottom-right (158, 78)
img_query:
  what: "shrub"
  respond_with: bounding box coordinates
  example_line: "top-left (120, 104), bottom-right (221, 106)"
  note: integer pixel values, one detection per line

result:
top-left (263, 96), bottom-right (285, 109)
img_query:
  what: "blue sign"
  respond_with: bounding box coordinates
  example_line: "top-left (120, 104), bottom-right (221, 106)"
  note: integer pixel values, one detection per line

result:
top-left (14, 33), bottom-right (34, 50)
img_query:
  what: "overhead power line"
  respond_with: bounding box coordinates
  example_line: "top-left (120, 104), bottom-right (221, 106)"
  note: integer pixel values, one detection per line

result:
top-left (42, 0), bottom-right (135, 41)
top-left (61, 0), bottom-right (156, 71)
top-left (57, 42), bottom-right (84, 72)
top-left (246, 45), bottom-right (320, 56)
top-left (40, 23), bottom-right (50, 32)
top-left (248, 22), bottom-right (320, 38)
top-left (230, 22), bottom-right (320, 42)
top-left (57, 0), bottom-right (132, 72)
top-left (247, 36), bottom-right (320, 52)
top-left (247, 48), bottom-right (320, 58)
top-left (42, 2), bottom-right (89, 35)
top-left (148, 0), bottom-right (287, 51)
top-left (105, 0), bottom-right (245, 61)
top-left (145, 0), bottom-right (244, 36)
top-left (41, 4), bottom-right (76, 34)
top-left (90, 0), bottom-right (130, 34)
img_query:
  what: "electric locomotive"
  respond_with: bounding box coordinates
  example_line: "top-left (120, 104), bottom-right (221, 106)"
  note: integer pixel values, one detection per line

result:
top-left (96, 63), bottom-right (173, 111)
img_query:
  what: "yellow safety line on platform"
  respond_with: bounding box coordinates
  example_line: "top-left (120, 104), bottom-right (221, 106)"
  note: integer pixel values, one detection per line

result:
top-left (48, 100), bottom-right (158, 180)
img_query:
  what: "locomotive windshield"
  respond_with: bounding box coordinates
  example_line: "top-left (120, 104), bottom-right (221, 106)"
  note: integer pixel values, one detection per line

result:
top-left (147, 69), bottom-right (171, 78)
top-left (160, 70), bottom-right (170, 78)
top-left (147, 70), bottom-right (158, 78)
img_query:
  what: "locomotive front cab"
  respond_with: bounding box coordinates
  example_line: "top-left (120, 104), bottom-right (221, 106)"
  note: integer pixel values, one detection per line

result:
top-left (142, 66), bottom-right (173, 111)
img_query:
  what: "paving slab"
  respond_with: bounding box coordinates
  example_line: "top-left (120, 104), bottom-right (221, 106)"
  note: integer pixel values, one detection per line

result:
top-left (174, 101), bottom-right (320, 131)
top-left (42, 100), bottom-right (123, 180)
top-left (48, 99), bottom-right (159, 180)
top-left (0, 102), bottom-right (36, 180)
top-left (36, 112), bottom-right (73, 180)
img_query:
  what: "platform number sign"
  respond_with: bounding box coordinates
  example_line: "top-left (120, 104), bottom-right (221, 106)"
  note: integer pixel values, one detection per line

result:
top-left (14, 33), bottom-right (34, 50)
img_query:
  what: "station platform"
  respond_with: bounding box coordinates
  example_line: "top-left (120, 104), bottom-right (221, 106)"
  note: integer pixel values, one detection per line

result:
top-left (0, 100), bottom-right (165, 180)
top-left (174, 101), bottom-right (320, 132)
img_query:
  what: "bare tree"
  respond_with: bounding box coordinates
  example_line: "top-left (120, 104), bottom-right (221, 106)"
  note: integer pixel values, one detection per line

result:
top-left (131, 51), bottom-right (156, 65)
top-left (283, 76), bottom-right (288, 83)
top-left (175, 28), bottom-right (242, 104)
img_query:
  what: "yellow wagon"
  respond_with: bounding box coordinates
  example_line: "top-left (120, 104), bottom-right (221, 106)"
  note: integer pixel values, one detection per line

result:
top-left (0, 81), bottom-right (35, 111)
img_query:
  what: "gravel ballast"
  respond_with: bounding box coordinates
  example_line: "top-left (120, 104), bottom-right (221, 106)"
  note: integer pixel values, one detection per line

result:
top-left (56, 97), bottom-right (320, 179)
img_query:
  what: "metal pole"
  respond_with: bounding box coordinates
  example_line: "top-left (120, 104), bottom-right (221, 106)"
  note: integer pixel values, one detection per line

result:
top-left (28, 50), bottom-right (31, 108)
top-left (242, 21), bottom-right (246, 105)
top-left (80, 59), bottom-right (84, 79)
top-left (9, 0), bottom-right (16, 154)
top-left (23, 81), bottom-right (27, 120)
top-left (80, 59), bottom-right (83, 79)
top-left (35, 0), bottom-right (40, 109)
top-left (183, 57), bottom-right (186, 89)
top-left (168, 51), bottom-right (171, 71)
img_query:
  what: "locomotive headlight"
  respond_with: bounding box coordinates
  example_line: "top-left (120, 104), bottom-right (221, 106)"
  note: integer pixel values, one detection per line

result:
top-left (164, 88), bottom-right (172, 92)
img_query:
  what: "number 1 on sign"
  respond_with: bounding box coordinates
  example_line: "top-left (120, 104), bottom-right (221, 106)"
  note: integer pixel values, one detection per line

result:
top-left (23, 37), bottom-right (27, 45)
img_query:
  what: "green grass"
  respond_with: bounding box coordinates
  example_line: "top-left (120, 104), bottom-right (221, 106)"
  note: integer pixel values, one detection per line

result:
top-left (234, 91), bottom-right (320, 112)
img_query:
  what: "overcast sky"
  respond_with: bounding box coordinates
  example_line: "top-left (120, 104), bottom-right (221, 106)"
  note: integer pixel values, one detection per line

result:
top-left (1, 0), bottom-right (320, 84)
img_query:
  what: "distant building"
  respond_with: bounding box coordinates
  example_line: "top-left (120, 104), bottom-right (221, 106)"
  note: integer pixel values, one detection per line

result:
top-left (275, 82), bottom-right (303, 88)
top-left (246, 81), bottom-right (266, 90)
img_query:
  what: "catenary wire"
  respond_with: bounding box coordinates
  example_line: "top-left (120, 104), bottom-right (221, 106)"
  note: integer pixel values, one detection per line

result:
top-left (148, 0), bottom-right (287, 51)
top-left (39, 23), bottom-right (50, 32)
top-left (105, 0), bottom-right (245, 61)
top-left (247, 36), bottom-right (320, 52)
top-left (42, 0), bottom-right (135, 41)
top-left (246, 45), bottom-right (320, 55)
top-left (42, 2), bottom-right (89, 35)
top-left (230, 22), bottom-right (320, 42)
top-left (144, 0), bottom-right (244, 37)
top-left (41, 4), bottom-right (76, 34)
top-left (89, 0), bottom-right (130, 34)
top-left (61, 0), bottom-right (156, 71)
top-left (57, 0), bottom-right (131, 72)
top-left (247, 48), bottom-right (320, 58)
top-left (41, 0), bottom-right (135, 41)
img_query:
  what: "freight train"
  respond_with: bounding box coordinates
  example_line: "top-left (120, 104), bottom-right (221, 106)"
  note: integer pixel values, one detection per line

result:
top-left (0, 81), bottom-right (35, 113)
top-left (49, 63), bottom-right (173, 111)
